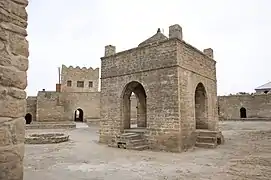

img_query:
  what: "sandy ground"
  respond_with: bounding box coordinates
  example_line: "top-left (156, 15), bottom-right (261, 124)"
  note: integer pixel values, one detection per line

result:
top-left (24, 121), bottom-right (271, 180)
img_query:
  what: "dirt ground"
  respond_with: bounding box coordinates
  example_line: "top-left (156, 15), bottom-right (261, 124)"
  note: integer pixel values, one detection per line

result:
top-left (24, 121), bottom-right (271, 180)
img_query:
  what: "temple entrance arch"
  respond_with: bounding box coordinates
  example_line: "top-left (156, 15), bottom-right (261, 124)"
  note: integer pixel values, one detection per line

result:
top-left (74, 108), bottom-right (84, 122)
top-left (195, 82), bottom-right (208, 129)
top-left (25, 113), bottom-right (32, 124)
top-left (122, 81), bottom-right (147, 129)
top-left (240, 107), bottom-right (247, 118)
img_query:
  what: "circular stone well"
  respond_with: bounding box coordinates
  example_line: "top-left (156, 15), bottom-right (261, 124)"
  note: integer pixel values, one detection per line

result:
top-left (25, 133), bottom-right (69, 144)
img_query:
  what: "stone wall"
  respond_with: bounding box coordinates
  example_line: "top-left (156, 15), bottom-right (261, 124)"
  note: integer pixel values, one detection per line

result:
top-left (178, 41), bottom-right (218, 149)
top-left (35, 91), bottom-right (100, 122)
top-left (26, 96), bottom-right (37, 121)
top-left (36, 91), bottom-right (64, 122)
top-left (0, 0), bottom-right (29, 179)
top-left (218, 94), bottom-right (271, 119)
top-left (61, 92), bottom-right (101, 122)
top-left (61, 65), bottom-right (99, 93)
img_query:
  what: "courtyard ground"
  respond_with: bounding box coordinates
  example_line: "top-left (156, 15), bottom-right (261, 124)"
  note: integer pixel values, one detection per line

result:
top-left (24, 121), bottom-right (271, 180)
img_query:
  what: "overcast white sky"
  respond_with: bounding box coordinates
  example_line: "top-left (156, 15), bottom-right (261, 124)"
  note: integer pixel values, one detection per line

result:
top-left (26, 0), bottom-right (271, 96)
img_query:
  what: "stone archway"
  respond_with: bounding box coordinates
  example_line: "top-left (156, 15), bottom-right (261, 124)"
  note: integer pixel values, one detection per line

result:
top-left (240, 107), bottom-right (247, 118)
top-left (74, 108), bottom-right (84, 122)
top-left (25, 113), bottom-right (32, 124)
top-left (195, 83), bottom-right (208, 129)
top-left (122, 81), bottom-right (147, 129)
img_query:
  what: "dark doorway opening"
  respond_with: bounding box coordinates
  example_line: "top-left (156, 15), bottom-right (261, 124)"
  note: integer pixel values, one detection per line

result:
top-left (74, 108), bottom-right (84, 122)
top-left (240, 107), bottom-right (247, 118)
top-left (25, 113), bottom-right (32, 124)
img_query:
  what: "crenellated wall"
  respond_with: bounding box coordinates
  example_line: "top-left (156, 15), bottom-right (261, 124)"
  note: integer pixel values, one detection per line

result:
top-left (0, 0), bottom-right (29, 179)
top-left (61, 65), bottom-right (99, 93)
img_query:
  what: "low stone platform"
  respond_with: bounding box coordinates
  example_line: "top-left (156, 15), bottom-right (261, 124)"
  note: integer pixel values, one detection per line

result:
top-left (26, 122), bottom-right (76, 129)
top-left (25, 133), bottom-right (69, 144)
top-left (220, 118), bottom-right (271, 121)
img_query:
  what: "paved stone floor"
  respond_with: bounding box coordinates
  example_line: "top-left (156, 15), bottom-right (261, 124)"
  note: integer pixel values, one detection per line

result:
top-left (24, 121), bottom-right (271, 180)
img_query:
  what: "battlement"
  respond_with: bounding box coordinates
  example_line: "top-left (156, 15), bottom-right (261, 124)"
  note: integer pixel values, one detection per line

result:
top-left (61, 64), bottom-right (99, 93)
top-left (62, 65), bottom-right (99, 73)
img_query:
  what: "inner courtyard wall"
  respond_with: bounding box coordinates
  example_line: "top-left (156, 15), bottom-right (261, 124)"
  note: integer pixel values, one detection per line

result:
top-left (218, 94), bottom-right (271, 119)
top-left (36, 91), bottom-right (64, 122)
top-left (61, 92), bottom-right (100, 122)
top-left (26, 96), bottom-right (37, 121)
top-left (34, 91), bottom-right (100, 122)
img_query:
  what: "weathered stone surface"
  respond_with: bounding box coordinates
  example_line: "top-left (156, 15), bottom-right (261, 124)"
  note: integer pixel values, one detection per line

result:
top-left (0, 85), bottom-right (26, 99)
top-left (0, 52), bottom-right (29, 71)
top-left (0, 0), bottom-right (28, 179)
top-left (8, 31), bottom-right (29, 56)
top-left (1, 22), bottom-right (27, 36)
top-left (0, 144), bottom-right (24, 163)
top-left (0, 97), bottom-right (26, 118)
top-left (0, 66), bottom-right (27, 89)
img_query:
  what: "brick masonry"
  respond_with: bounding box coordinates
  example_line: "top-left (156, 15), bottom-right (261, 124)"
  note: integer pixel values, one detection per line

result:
top-left (0, 0), bottom-right (29, 179)
top-left (99, 24), bottom-right (219, 152)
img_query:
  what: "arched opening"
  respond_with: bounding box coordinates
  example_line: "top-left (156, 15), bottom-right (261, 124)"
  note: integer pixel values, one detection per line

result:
top-left (122, 81), bottom-right (147, 129)
top-left (240, 107), bottom-right (247, 118)
top-left (74, 108), bottom-right (84, 122)
top-left (195, 83), bottom-right (208, 129)
top-left (25, 113), bottom-right (32, 124)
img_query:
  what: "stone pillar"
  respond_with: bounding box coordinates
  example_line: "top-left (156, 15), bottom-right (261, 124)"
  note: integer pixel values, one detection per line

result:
top-left (0, 0), bottom-right (29, 180)
top-left (203, 48), bottom-right (214, 59)
top-left (104, 45), bottom-right (116, 57)
top-left (169, 24), bottom-right (183, 40)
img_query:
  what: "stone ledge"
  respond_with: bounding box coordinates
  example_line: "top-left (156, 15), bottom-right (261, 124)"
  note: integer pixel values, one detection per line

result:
top-left (25, 122), bottom-right (76, 129)
top-left (25, 133), bottom-right (69, 144)
top-left (220, 118), bottom-right (271, 121)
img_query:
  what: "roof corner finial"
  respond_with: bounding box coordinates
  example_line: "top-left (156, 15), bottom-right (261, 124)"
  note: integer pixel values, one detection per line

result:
top-left (157, 28), bottom-right (161, 33)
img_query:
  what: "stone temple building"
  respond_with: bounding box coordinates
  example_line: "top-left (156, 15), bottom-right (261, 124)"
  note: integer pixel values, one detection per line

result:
top-left (25, 65), bottom-right (101, 124)
top-left (99, 24), bottom-right (223, 152)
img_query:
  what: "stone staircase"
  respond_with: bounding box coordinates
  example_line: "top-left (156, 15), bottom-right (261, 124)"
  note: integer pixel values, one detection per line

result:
top-left (195, 130), bottom-right (224, 149)
top-left (114, 129), bottom-right (148, 151)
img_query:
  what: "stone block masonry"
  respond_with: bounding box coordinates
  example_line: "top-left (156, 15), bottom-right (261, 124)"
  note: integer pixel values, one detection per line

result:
top-left (99, 24), bottom-right (220, 152)
top-left (0, 0), bottom-right (29, 179)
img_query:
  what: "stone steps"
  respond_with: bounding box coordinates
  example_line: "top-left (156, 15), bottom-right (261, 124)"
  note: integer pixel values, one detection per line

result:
top-left (195, 130), bottom-right (224, 149)
top-left (197, 136), bottom-right (217, 144)
top-left (115, 132), bottom-right (149, 151)
top-left (195, 142), bottom-right (216, 149)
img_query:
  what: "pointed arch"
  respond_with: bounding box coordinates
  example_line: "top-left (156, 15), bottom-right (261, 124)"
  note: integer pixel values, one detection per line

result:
top-left (121, 81), bottom-right (147, 129)
top-left (74, 108), bottom-right (84, 122)
top-left (195, 82), bottom-right (208, 129)
top-left (240, 107), bottom-right (247, 118)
